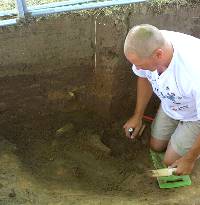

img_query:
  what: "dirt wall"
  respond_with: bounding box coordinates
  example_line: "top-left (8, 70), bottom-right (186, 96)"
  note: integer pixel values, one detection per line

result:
top-left (94, 3), bottom-right (200, 120)
top-left (0, 14), bottom-right (95, 138)
top-left (0, 3), bottom-right (199, 127)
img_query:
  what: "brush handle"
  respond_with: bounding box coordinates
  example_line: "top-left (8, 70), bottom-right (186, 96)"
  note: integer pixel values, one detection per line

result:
top-left (168, 167), bottom-right (177, 175)
top-left (138, 124), bottom-right (146, 136)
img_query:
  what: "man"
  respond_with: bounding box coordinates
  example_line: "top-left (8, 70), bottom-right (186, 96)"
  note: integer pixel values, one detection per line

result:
top-left (123, 24), bottom-right (200, 175)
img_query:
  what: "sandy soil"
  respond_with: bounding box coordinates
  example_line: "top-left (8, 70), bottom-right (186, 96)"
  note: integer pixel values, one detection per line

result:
top-left (0, 111), bottom-right (200, 205)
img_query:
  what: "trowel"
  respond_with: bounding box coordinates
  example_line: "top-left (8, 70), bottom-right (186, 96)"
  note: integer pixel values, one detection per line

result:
top-left (150, 149), bottom-right (192, 188)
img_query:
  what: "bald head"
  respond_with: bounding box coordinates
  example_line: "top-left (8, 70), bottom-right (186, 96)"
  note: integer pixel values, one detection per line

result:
top-left (124, 24), bottom-right (166, 59)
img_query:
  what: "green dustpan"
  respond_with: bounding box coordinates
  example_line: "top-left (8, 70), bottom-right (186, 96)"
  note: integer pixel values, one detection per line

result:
top-left (150, 149), bottom-right (191, 189)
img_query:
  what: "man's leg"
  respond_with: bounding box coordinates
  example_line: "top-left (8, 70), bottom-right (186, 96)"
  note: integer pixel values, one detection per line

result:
top-left (150, 137), bottom-right (169, 152)
top-left (163, 121), bottom-right (200, 166)
top-left (150, 106), bottom-right (179, 152)
top-left (163, 142), bottom-right (181, 166)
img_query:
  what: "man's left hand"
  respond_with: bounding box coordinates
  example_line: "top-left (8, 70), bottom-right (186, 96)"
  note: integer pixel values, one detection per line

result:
top-left (170, 156), bottom-right (195, 175)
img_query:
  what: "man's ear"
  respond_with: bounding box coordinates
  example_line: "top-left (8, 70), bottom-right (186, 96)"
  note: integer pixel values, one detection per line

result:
top-left (152, 49), bottom-right (163, 60)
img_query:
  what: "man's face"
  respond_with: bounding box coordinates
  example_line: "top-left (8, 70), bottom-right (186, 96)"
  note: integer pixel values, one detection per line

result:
top-left (125, 52), bottom-right (158, 71)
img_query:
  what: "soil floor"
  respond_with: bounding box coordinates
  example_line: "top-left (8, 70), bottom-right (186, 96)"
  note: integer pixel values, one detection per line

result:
top-left (0, 111), bottom-right (200, 205)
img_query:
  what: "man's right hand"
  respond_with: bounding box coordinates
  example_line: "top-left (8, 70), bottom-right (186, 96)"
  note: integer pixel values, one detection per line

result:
top-left (123, 114), bottom-right (143, 139)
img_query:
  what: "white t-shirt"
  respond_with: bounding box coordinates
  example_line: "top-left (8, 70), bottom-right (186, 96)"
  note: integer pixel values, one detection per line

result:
top-left (132, 30), bottom-right (200, 121)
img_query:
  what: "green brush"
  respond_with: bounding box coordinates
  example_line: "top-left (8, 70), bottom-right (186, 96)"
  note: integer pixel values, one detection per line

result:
top-left (150, 149), bottom-right (191, 189)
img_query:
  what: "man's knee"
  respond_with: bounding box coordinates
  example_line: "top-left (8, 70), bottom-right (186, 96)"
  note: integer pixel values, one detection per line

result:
top-left (163, 157), bottom-right (173, 166)
top-left (163, 144), bottom-right (181, 166)
top-left (150, 137), bottom-right (169, 152)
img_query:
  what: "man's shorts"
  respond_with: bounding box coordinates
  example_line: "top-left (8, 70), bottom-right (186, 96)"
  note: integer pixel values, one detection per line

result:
top-left (151, 106), bottom-right (200, 156)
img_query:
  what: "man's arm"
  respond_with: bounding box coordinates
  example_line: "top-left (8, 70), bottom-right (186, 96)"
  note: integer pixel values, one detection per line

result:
top-left (186, 134), bottom-right (200, 161)
top-left (134, 77), bottom-right (153, 118)
top-left (124, 77), bottom-right (153, 138)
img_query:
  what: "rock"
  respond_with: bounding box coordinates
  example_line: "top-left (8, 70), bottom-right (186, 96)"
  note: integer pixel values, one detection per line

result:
top-left (48, 90), bottom-right (75, 102)
top-left (72, 166), bottom-right (81, 177)
top-left (87, 134), bottom-right (111, 154)
top-left (55, 123), bottom-right (74, 137)
top-left (8, 189), bottom-right (16, 198)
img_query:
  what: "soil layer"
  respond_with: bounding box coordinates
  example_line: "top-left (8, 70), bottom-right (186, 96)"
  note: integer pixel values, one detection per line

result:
top-left (0, 111), bottom-right (200, 205)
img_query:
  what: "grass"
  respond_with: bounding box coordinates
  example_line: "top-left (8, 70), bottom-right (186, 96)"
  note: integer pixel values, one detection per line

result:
top-left (0, 0), bottom-right (199, 11)
top-left (0, 0), bottom-right (69, 11)
top-left (148, 0), bottom-right (188, 7)
top-left (1, 0), bottom-right (16, 11)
